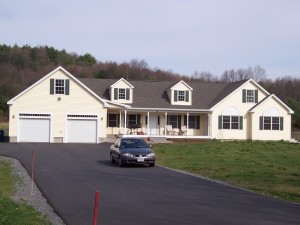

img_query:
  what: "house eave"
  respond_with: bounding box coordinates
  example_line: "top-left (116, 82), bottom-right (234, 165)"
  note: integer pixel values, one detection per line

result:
top-left (126, 107), bottom-right (212, 112)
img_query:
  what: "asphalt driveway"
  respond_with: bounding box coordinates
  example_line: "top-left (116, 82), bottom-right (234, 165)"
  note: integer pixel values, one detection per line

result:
top-left (0, 143), bottom-right (300, 225)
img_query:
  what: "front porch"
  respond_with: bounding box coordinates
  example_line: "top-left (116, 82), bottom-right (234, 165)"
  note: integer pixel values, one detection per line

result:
top-left (106, 109), bottom-right (212, 139)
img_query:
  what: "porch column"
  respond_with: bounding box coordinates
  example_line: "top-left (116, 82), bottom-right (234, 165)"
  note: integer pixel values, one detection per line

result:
top-left (165, 112), bottom-right (168, 135)
top-left (119, 111), bottom-right (122, 128)
top-left (147, 112), bottom-right (150, 135)
top-left (186, 113), bottom-right (189, 130)
top-left (207, 113), bottom-right (211, 136)
top-left (124, 110), bottom-right (127, 132)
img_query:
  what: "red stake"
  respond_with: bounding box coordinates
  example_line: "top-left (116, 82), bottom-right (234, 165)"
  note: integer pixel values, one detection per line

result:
top-left (93, 191), bottom-right (99, 225)
top-left (31, 150), bottom-right (35, 195)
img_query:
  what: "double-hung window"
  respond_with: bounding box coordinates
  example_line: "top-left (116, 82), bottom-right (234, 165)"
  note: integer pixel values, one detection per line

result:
top-left (118, 88), bottom-right (126, 100)
top-left (167, 115), bottom-right (181, 129)
top-left (184, 115), bottom-right (200, 129)
top-left (113, 88), bottom-right (130, 101)
top-left (107, 114), bottom-right (119, 127)
top-left (260, 116), bottom-right (282, 130)
top-left (219, 115), bottom-right (243, 130)
top-left (246, 90), bottom-right (254, 103)
top-left (242, 89), bottom-right (258, 103)
top-left (50, 79), bottom-right (70, 95)
top-left (55, 79), bottom-right (65, 94)
top-left (174, 90), bottom-right (189, 102)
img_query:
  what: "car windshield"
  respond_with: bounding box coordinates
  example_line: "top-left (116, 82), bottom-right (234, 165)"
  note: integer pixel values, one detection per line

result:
top-left (120, 139), bottom-right (149, 148)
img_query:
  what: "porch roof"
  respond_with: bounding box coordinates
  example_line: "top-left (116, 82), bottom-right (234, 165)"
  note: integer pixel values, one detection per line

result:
top-left (79, 78), bottom-right (248, 110)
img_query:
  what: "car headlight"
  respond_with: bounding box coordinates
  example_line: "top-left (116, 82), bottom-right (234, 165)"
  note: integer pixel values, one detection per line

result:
top-left (122, 153), bottom-right (134, 157)
top-left (147, 153), bottom-right (155, 157)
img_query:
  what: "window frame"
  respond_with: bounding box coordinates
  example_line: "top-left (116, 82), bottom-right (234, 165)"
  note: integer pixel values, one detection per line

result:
top-left (222, 115), bottom-right (240, 130)
top-left (246, 90), bottom-right (255, 103)
top-left (55, 79), bottom-right (65, 95)
top-left (107, 114), bottom-right (119, 128)
top-left (118, 88), bottom-right (126, 100)
top-left (263, 116), bottom-right (280, 130)
top-left (177, 90), bottom-right (186, 102)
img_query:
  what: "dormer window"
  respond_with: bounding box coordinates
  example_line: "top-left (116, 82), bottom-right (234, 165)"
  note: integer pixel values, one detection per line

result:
top-left (114, 88), bottom-right (130, 101)
top-left (174, 90), bottom-right (189, 102)
top-left (118, 88), bottom-right (126, 100)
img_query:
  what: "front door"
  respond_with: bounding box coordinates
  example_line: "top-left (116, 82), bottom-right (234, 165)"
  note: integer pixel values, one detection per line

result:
top-left (149, 115), bottom-right (160, 135)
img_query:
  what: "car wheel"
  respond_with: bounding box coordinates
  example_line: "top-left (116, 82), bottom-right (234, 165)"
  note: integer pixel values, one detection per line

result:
top-left (118, 157), bottom-right (125, 167)
top-left (110, 154), bottom-right (116, 164)
top-left (149, 162), bottom-right (155, 167)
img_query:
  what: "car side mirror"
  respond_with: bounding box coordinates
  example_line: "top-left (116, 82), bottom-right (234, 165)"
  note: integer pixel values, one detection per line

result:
top-left (115, 144), bottom-right (120, 148)
top-left (149, 144), bottom-right (153, 148)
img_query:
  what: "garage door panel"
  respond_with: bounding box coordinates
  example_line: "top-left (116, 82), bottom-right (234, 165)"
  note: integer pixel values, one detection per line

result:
top-left (67, 119), bottom-right (97, 143)
top-left (19, 118), bottom-right (50, 142)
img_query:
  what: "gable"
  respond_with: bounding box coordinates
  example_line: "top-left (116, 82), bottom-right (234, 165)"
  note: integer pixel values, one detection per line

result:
top-left (109, 78), bottom-right (134, 104)
top-left (7, 66), bottom-right (106, 106)
top-left (168, 80), bottom-right (193, 106)
top-left (250, 94), bottom-right (294, 115)
top-left (210, 79), bottom-right (269, 110)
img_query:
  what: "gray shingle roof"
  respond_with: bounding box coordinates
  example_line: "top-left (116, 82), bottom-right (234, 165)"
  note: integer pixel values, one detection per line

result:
top-left (79, 78), bottom-right (248, 110)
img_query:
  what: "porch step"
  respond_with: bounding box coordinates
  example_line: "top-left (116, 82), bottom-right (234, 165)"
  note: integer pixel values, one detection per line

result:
top-left (104, 134), bottom-right (117, 143)
top-left (147, 137), bottom-right (172, 144)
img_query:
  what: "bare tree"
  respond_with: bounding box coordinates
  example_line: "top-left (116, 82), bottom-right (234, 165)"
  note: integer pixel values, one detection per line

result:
top-left (220, 65), bottom-right (267, 82)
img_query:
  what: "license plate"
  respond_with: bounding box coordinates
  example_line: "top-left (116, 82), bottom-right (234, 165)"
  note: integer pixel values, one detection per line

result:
top-left (137, 157), bottom-right (144, 162)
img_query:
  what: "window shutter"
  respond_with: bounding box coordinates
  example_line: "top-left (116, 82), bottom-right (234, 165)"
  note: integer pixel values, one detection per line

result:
top-left (242, 89), bottom-right (246, 103)
top-left (239, 116), bottom-right (243, 130)
top-left (167, 115), bottom-right (169, 125)
top-left (196, 116), bottom-right (200, 129)
top-left (65, 79), bottom-right (70, 95)
top-left (137, 114), bottom-right (141, 125)
top-left (126, 88), bottom-right (130, 100)
top-left (185, 91), bottom-right (189, 102)
top-left (280, 117), bottom-right (284, 130)
top-left (114, 88), bottom-right (118, 100)
top-left (50, 79), bottom-right (54, 95)
top-left (218, 116), bottom-right (222, 129)
top-left (184, 115), bottom-right (187, 126)
top-left (178, 115), bottom-right (181, 128)
top-left (255, 90), bottom-right (258, 103)
top-left (174, 90), bottom-right (178, 102)
top-left (259, 116), bottom-right (263, 130)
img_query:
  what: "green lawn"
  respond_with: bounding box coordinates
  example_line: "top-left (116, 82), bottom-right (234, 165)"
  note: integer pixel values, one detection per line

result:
top-left (0, 160), bottom-right (51, 225)
top-left (154, 140), bottom-right (300, 203)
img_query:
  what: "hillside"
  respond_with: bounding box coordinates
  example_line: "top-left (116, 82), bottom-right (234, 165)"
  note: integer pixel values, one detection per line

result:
top-left (0, 44), bottom-right (299, 128)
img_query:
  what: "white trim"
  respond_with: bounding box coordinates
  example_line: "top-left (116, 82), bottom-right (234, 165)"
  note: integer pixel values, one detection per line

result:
top-left (129, 107), bottom-right (211, 112)
top-left (110, 78), bottom-right (134, 88)
top-left (18, 113), bottom-right (52, 143)
top-left (249, 94), bottom-right (294, 114)
top-left (170, 80), bottom-right (193, 91)
top-left (66, 114), bottom-right (99, 143)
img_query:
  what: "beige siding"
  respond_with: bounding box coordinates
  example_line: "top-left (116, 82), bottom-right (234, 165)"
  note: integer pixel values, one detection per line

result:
top-left (9, 70), bottom-right (107, 142)
top-left (251, 97), bottom-right (291, 141)
top-left (211, 81), bottom-right (268, 140)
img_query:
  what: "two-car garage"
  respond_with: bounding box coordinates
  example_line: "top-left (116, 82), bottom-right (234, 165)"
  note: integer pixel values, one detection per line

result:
top-left (18, 113), bottom-right (98, 143)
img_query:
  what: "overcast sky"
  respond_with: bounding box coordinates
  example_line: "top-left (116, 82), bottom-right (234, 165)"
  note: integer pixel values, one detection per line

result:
top-left (1, 0), bottom-right (300, 79)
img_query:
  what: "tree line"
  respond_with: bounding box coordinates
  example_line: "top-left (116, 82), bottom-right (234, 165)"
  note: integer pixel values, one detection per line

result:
top-left (0, 44), bottom-right (299, 128)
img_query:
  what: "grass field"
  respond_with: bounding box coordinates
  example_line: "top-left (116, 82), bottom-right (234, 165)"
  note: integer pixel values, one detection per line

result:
top-left (154, 140), bottom-right (300, 203)
top-left (0, 160), bottom-right (51, 225)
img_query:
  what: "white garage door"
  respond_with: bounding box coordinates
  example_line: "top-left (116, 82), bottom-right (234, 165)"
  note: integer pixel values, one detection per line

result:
top-left (19, 118), bottom-right (50, 142)
top-left (67, 119), bottom-right (97, 143)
